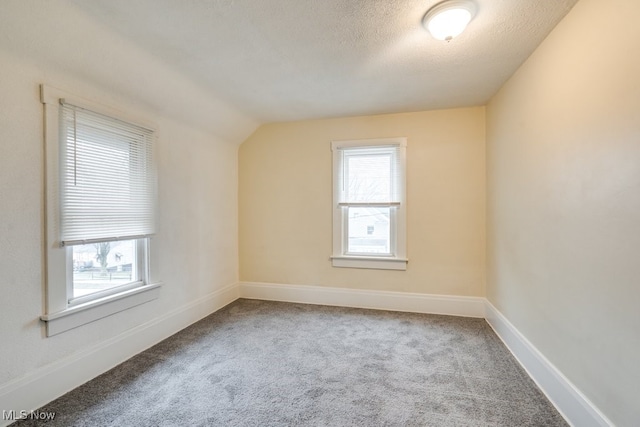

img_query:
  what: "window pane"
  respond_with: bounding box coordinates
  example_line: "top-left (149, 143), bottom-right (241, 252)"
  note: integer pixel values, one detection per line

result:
top-left (345, 152), bottom-right (392, 203)
top-left (347, 207), bottom-right (391, 255)
top-left (72, 239), bottom-right (138, 298)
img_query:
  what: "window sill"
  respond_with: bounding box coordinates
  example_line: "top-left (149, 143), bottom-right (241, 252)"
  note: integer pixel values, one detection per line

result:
top-left (331, 256), bottom-right (408, 271)
top-left (40, 282), bottom-right (162, 337)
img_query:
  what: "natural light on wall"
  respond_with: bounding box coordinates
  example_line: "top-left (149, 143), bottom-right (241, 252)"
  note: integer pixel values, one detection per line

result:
top-left (422, 0), bottom-right (477, 41)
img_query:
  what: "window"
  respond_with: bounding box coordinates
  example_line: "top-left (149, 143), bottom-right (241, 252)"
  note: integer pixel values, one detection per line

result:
top-left (40, 85), bottom-right (160, 336)
top-left (331, 138), bottom-right (407, 270)
top-left (71, 239), bottom-right (144, 303)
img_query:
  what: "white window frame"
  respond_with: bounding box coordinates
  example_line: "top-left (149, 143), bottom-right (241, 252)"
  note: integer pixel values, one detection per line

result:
top-left (331, 137), bottom-right (408, 270)
top-left (40, 85), bottom-right (161, 336)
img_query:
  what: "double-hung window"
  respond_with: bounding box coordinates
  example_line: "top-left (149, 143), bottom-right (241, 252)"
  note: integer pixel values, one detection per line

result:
top-left (331, 137), bottom-right (407, 270)
top-left (40, 85), bottom-right (160, 336)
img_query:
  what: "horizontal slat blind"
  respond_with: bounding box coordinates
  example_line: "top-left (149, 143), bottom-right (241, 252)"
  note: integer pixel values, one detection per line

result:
top-left (59, 102), bottom-right (156, 246)
top-left (337, 145), bottom-right (401, 205)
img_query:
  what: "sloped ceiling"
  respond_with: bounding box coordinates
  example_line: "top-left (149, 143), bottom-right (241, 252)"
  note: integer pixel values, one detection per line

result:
top-left (2, 0), bottom-right (578, 126)
top-left (69, 0), bottom-right (578, 122)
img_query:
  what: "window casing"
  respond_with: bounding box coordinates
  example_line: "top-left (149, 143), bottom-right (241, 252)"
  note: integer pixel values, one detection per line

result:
top-left (331, 138), bottom-right (408, 270)
top-left (40, 85), bottom-right (160, 336)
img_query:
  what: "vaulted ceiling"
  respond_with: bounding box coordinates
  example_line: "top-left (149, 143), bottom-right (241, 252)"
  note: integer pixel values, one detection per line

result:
top-left (0, 0), bottom-right (578, 135)
top-left (68, 0), bottom-right (578, 122)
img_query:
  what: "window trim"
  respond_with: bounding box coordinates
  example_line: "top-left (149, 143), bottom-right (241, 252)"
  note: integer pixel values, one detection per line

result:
top-left (40, 85), bottom-right (161, 336)
top-left (331, 137), bottom-right (408, 270)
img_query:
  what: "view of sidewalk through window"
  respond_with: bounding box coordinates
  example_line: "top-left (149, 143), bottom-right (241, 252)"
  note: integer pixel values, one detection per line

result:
top-left (72, 239), bottom-right (138, 298)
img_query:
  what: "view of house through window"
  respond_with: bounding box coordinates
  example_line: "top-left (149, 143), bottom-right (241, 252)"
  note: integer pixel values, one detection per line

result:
top-left (72, 239), bottom-right (138, 298)
top-left (347, 206), bottom-right (390, 254)
top-left (342, 146), bottom-right (396, 255)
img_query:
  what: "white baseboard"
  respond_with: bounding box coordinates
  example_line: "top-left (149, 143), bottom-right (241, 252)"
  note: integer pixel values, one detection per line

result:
top-left (0, 283), bottom-right (239, 427)
top-left (239, 281), bottom-right (485, 318)
top-left (484, 301), bottom-right (612, 427)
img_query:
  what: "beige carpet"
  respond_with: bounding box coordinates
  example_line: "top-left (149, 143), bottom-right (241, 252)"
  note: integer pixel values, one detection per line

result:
top-left (18, 299), bottom-right (567, 426)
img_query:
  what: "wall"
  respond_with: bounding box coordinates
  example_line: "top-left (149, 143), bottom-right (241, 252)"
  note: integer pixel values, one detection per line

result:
top-left (240, 108), bottom-right (486, 296)
top-left (0, 0), bottom-right (257, 406)
top-left (486, 0), bottom-right (640, 425)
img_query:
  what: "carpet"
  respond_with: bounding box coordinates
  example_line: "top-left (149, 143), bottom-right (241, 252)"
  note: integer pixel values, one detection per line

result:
top-left (18, 299), bottom-right (567, 426)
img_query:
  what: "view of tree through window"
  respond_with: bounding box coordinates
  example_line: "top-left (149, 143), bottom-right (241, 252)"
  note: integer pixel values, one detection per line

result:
top-left (72, 239), bottom-right (138, 298)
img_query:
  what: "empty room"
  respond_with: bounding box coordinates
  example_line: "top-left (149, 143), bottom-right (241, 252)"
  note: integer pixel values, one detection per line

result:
top-left (0, 0), bottom-right (638, 426)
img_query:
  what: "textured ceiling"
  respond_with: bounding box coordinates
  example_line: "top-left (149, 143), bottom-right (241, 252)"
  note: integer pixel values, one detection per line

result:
top-left (41, 1), bottom-right (580, 122)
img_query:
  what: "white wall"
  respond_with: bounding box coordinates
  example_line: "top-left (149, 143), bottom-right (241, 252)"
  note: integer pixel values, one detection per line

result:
top-left (240, 108), bottom-right (486, 296)
top-left (486, 0), bottom-right (640, 425)
top-left (0, 0), bottom-right (257, 403)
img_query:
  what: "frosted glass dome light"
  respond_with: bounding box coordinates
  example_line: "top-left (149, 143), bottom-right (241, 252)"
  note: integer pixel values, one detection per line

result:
top-left (423, 0), bottom-right (477, 41)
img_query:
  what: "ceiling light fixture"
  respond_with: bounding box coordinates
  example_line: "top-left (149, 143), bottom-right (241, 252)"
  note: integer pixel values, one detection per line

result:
top-left (422, 0), bottom-right (477, 41)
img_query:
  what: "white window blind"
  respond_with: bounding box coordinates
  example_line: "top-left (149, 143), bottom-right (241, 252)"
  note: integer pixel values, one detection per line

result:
top-left (337, 145), bottom-right (401, 206)
top-left (59, 101), bottom-right (156, 246)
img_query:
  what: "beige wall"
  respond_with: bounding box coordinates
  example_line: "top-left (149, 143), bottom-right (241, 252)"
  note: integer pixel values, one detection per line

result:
top-left (486, 0), bottom-right (640, 425)
top-left (0, 2), bottom-right (252, 390)
top-left (240, 108), bottom-right (486, 296)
